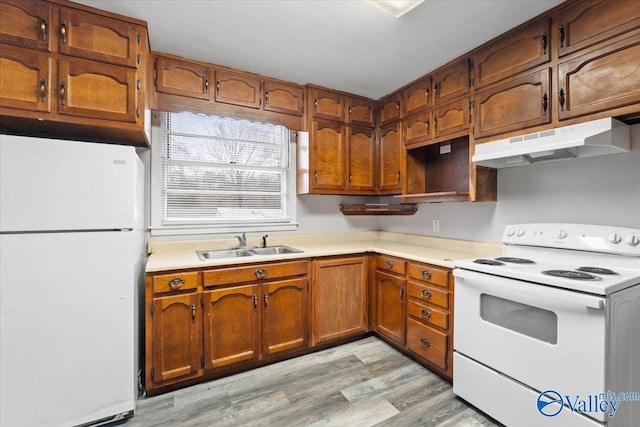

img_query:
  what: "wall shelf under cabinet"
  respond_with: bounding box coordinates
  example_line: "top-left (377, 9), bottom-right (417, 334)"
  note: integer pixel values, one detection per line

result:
top-left (339, 203), bottom-right (417, 216)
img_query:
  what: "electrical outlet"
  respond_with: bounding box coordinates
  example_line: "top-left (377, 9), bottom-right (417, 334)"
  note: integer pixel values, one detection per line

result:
top-left (433, 219), bottom-right (440, 233)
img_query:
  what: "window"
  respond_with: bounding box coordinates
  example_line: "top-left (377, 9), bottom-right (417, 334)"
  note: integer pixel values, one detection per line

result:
top-left (151, 112), bottom-right (297, 235)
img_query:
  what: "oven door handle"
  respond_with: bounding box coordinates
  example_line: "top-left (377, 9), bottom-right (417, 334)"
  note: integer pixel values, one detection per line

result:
top-left (454, 268), bottom-right (606, 310)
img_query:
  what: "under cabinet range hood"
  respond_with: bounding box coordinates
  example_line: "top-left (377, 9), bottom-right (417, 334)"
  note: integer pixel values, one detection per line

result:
top-left (473, 118), bottom-right (630, 168)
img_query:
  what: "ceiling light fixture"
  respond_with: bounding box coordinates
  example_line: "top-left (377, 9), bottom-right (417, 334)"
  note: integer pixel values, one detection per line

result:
top-left (368, 0), bottom-right (424, 18)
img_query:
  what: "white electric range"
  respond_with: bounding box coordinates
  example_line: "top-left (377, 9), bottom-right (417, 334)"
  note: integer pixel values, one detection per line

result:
top-left (453, 223), bottom-right (640, 427)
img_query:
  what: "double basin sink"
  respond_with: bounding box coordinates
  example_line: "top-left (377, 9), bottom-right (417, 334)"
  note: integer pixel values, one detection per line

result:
top-left (197, 245), bottom-right (303, 261)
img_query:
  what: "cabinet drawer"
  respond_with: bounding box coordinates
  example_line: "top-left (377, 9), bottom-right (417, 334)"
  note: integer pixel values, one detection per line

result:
top-left (407, 317), bottom-right (448, 370)
top-left (407, 281), bottom-right (449, 309)
top-left (204, 261), bottom-right (308, 286)
top-left (153, 271), bottom-right (198, 293)
top-left (407, 300), bottom-right (449, 330)
top-left (376, 255), bottom-right (406, 275)
top-left (407, 263), bottom-right (449, 287)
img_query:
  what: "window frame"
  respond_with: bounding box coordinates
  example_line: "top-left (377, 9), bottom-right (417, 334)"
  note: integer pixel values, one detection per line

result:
top-left (149, 112), bottom-right (298, 236)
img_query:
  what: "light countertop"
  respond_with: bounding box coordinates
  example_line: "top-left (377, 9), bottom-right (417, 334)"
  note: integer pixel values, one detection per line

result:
top-left (146, 231), bottom-right (501, 273)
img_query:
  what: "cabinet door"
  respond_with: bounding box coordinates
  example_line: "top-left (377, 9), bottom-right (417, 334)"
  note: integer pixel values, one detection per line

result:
top-left (155, 56), bottom-right (211, 100)
top-left (151, 293), bottom-right (201, 384)
top-left (375, 270), bottom-right (406, 346)
top-left (263, 278), bottom-right (308, 356)
top-left (264, 80), bottom-right (304, 116)
top-left (59, 7), bottom-right (139, 68)
top-left (0, 45), bottom-right (51, 113)
top-left (557, 0), bottom-right (640, 57)
top-left (58, 57), bottom-right (138, 122)
top-left (379, 92), bottom-right (401, 126)
top-left (558, 36), bottom-right (640, 121)
top-left (311, 257), bottom-right (368, 346)
top-left (346, 97), bottom-right (375, 127)
top-left (403, 111), bottom-right (432, 148)
top-left (346, 126), bottom-right (376, 192)
top-left (473, 19), bottom-right (550, 88)
top-left (433, 97), bottom-right (470, 139)
top-left (311, 119), bottom-right (346, 191)
top-left (403, 77), bottom-right (431, 116)
top-left (0, 0), bottom-right (52, 52)
top-left (474, 68), bottom-right (551, 139)
top-left (214, 69), bottom-right (261, 109)
top-left (378, 122), bottom-right (403, 193)
top-left (310, 88), bottom-right (343, 121)
top-left (204, 284), bottom-right (260, 369)
top-left (433, 59), bottom-right (470, 106)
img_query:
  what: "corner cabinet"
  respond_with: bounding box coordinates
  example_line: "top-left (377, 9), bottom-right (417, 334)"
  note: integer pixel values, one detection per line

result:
top-left (0, 0), bottom-right (150, 146)
top-left (311, 256), bottom-right (368, 346)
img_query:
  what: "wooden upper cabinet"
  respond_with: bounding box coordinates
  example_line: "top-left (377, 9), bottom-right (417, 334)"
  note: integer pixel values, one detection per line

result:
top-left (475, 68), bottom-right (551, 139)
top-left (403, 77), bottom-right (432, 116)
top-left (58, 7), bottom-right (140, 68)
top-left (433, 59), bottom-right (470, 106)
top-left (263, 80), bottom-right (304, 116)
top-left (310, 87), bottom-right (343, 121)
top-left (311, 119), bottom-right (345, 191)
top-left (404, 110), bottom-right (432, 148)
top-left (0, 0), bottom-right (52, 52)
top-left (433, 97), bottom-right (470, 139)
top-left (473, 19), bottom-right (550, 88)
top-left (558, 35), bottom-right (640, 121)
top-left (346, 97), bottom-right (375, 127)
top-left (155, 56), bottom-right (211, 101)
top-left (557, 0), bottom-right (640, 58)
top-left (58, 57), bottom-right (138, 123)
top-left (214, 69), bottom-right (261, 109)
top-left (379, 92), bottom-right (402, 126)
top-left (0, 45), bottom-right (52, 113)
top-left (378, 122), bottom-right (403, 193)
top-left (346, 126), bottom-right (376, 192)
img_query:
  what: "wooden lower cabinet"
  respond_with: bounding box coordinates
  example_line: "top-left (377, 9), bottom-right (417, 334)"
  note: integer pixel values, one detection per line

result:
top-left (262, 278), bottom-right (308, 355)
top-left (311, 256), bottom-right (368, 345)
top-left (374, 269), bottom-right (406, 346)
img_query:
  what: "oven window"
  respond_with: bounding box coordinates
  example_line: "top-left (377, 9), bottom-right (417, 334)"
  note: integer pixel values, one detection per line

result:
top-left (480, 294), bottom-right (558, 344)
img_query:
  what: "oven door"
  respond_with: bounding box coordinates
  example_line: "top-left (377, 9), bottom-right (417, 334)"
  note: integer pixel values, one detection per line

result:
top-left (454, 268), bottom-right (607, 420)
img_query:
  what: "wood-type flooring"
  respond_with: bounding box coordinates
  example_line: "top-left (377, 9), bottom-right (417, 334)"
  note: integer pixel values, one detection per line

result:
top-left (126, 337), bottom-right (501, 426)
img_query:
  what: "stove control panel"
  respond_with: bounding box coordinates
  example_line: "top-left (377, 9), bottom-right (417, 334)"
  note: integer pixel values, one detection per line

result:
top-left (503, 224), bottom-right (640, 256)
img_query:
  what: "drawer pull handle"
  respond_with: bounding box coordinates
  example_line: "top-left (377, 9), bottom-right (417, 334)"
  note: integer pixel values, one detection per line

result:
top-left (168, 277), bottom-right (185, 290)
top-left (421, 289), bottom-right (432, 299)
top-left (420, 338), bottom-right (430, 348)
top-left (255, 268), bottom-right (267, 279)
top-left (422, 270), bottom-right (432, 279)
top-left (421, 309), bottom-right (431, 319)
top-left (385, 260), bottom-right (393, 269)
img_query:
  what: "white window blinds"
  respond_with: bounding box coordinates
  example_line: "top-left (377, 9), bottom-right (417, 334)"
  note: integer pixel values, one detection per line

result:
top-left (159, 112), bottom-right (292, 226)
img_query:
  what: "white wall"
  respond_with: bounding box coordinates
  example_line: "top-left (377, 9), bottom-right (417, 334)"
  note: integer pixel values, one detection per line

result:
top-left (380, 124), bottom-right (640, 243)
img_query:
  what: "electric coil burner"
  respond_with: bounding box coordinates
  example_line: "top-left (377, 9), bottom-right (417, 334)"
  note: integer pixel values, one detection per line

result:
top-left (453, 223), bottom-right (640, 427)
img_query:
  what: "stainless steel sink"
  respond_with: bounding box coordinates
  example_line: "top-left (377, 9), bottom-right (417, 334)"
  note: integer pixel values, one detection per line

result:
top-left (196, 245), bottom-right (303, 261)
top-left (249, 245), bottom-right (303, 256)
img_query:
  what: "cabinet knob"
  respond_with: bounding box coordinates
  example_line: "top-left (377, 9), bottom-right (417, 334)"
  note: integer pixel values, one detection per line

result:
top-left (39, 79), bottom-right (46, 101)
top-left (255, 268), bottom-right (267, 279)
top-left (168, 277), bottom-right (185, 290)
top-left (385, 260), bottom-right (393, 269)
top-left (60, 21), bottom-right (67, 44)
top-left (421, 289), bottom-right (432, 299)
top-left (420, 338), bottom-right (430, 348)
top-left (421, 309), bottom-right (431, 319)
top-left (40, 18), bottom-right (47, 41)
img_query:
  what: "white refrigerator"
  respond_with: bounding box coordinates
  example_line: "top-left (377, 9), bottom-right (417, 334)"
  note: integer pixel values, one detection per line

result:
top-left (0, 135), bottom-right (145, 426)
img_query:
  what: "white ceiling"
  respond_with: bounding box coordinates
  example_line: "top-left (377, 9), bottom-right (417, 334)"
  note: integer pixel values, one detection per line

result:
top-left (76, 0), bottom-right (564, 100)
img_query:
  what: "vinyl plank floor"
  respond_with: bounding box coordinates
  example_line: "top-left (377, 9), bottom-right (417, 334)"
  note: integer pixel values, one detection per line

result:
top-left (126, 337), bottom-right (501, 427)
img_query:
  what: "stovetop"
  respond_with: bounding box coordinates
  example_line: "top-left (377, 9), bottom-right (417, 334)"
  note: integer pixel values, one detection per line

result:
top-left (455, 223), bottom-right (640, 295)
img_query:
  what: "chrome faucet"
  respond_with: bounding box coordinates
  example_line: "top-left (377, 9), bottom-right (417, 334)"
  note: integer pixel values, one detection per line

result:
top-left (235, 232), bottom-right (247, 248)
